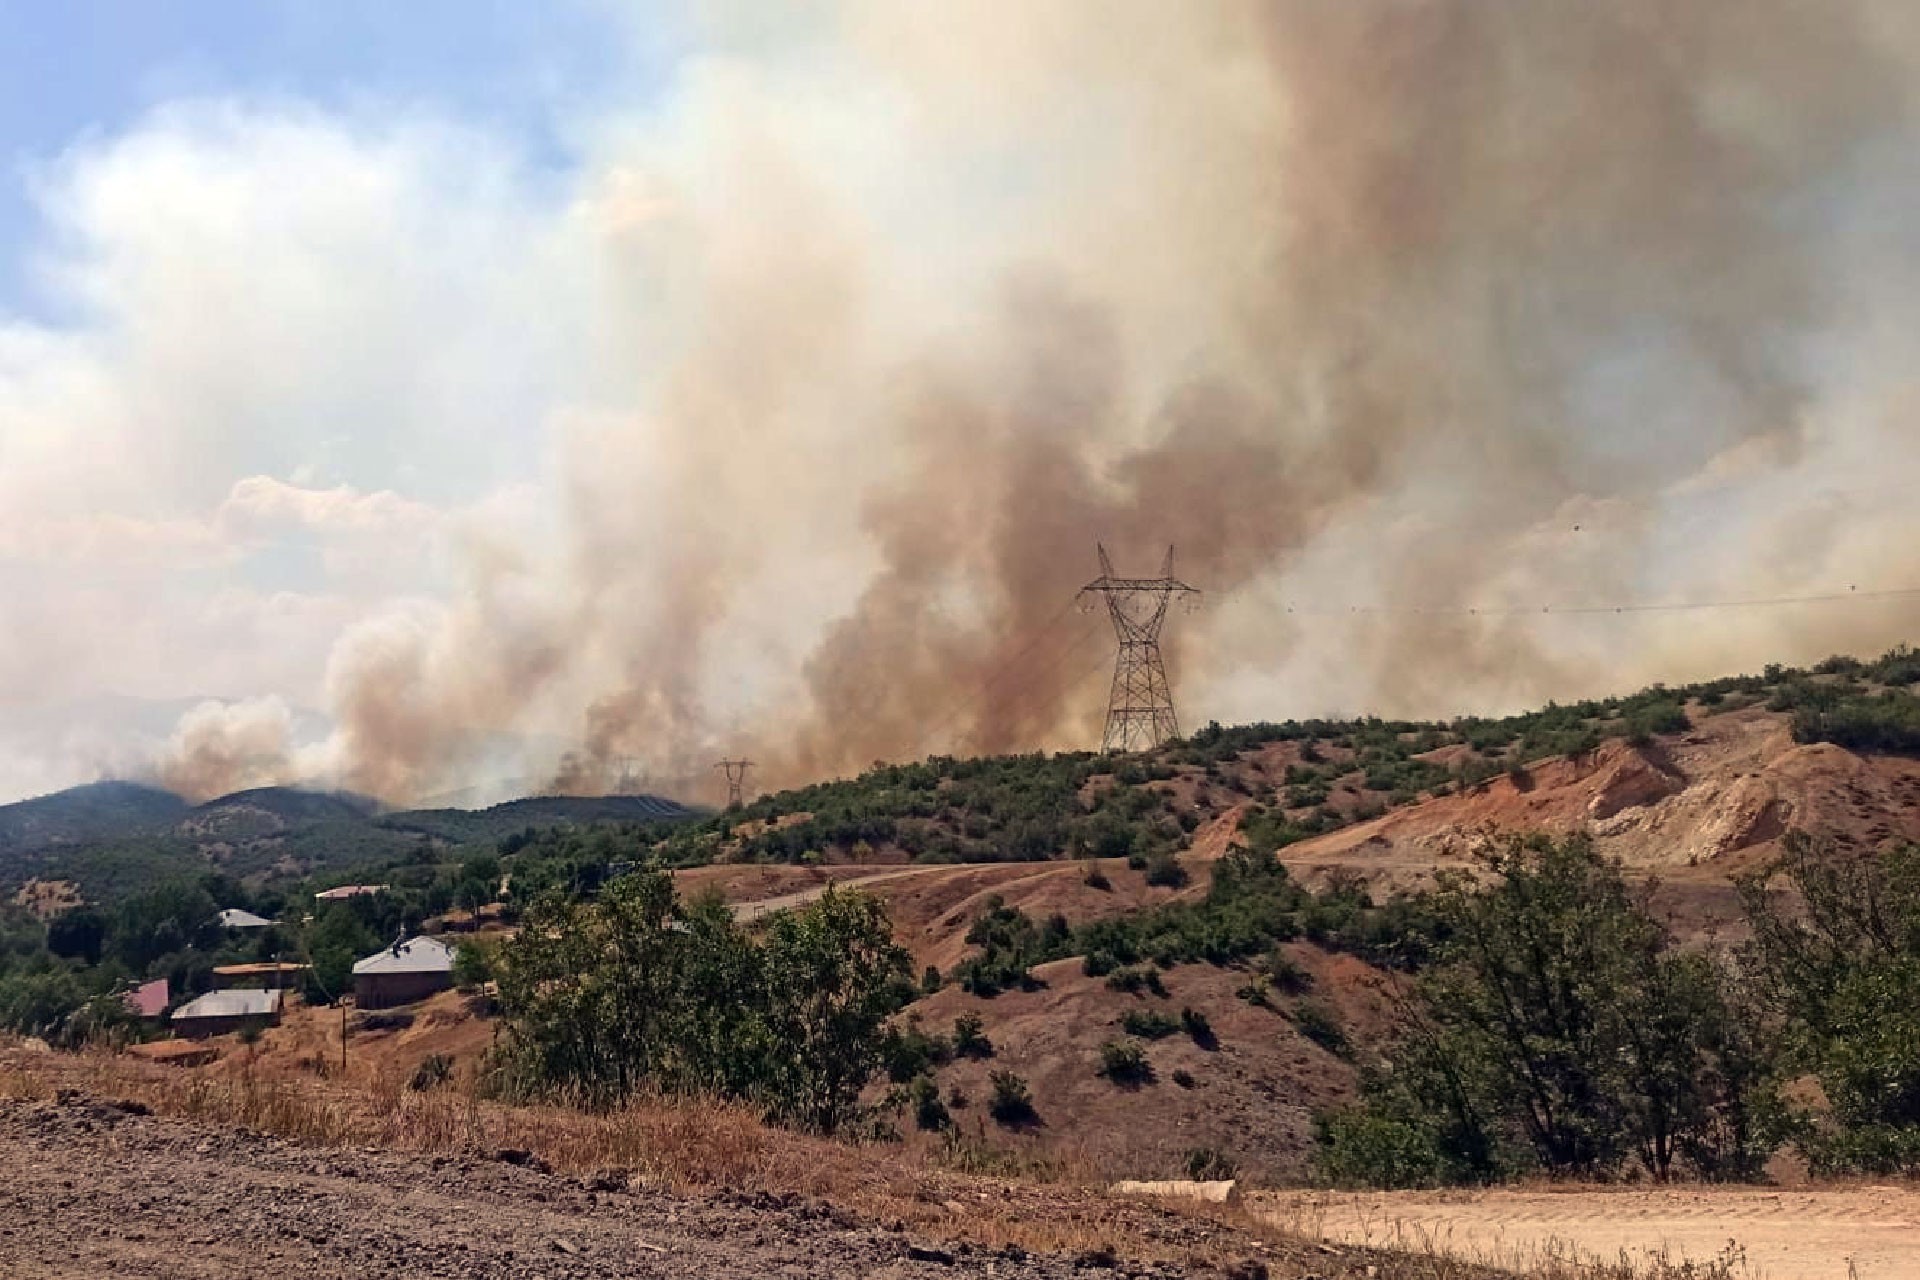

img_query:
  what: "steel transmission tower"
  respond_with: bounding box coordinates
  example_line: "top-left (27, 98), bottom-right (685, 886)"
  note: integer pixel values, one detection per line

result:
top-left (1079, 544), bottom-right (1200, 753)
top-left (714, 758), bottom-right (754, 809)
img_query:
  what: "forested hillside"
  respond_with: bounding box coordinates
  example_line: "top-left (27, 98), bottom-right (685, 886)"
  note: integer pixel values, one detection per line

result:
top-left (0, 784), bottom-right (695, 901)
top-left (653, 644), bottom-right (1920, 872)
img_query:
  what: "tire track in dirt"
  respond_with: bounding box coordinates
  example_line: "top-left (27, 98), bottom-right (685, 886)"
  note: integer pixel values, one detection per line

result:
top-left (1252, 1187), bottom-right (1920, 1279)
top-left (728, 864), bottom-right (996, 922)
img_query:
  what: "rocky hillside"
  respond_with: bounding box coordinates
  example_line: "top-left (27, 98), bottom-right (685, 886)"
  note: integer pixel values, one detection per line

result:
top-left (637, 647), bottom-right (1920, 1183)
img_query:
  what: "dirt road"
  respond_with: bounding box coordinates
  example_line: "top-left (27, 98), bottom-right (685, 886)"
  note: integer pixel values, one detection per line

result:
top-left (1255, 1186), bottom-right (1920, 1279)
top-left (728, 864), bottom-right (968, 921)
top-left (0, 1092), bottom-right (1183, 1280)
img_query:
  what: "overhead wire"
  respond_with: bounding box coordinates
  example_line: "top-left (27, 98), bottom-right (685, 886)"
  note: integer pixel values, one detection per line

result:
top-left (1272, 583), bottom-right (1920, 618)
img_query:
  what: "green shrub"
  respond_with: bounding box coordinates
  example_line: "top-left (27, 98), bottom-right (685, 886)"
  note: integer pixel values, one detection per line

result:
top-left (1098, 1040), bottom-right (1153, 1086)
top-left (1120, 1008), bottom-right (1180, 1039)
top-left (1792, 690), bottom-right (1920, 754)
top-left (1106, 965), bottom-right (1166, 997)
top-left (1741, 836), bottom-right (1920, 1174)
top-left (952, 1012), bottom-right (993, 1059)
top-left (1267, 951), bottom-right (1313, 994)
top-left (1323, 835), bottom-right (1781, 1187)
top-left (1292, 1000), bottom-right (1349, 1056)
top-left (988, 1070), bottom-right (1037, 1126)
top-left (908, 1074), bottom-right (951, 1131)
top-left (883, 1019), bottom-right (953, 1083)
top-left (452, 939), bottom-right (495, 991)
top-left (1136, 855), bottom-right (1182, 886)
top-left (1171, 1068), bottom-right (1196, 1089)
top-left (1625, 700), bottom-right (1689, 744)
top-left (1868, 644), bottom-right (1920, 687)
top-left (1180, 1006), bottom-right (1216, 1048)
top-left (1313, 1109), bottom-right (1446, 1189)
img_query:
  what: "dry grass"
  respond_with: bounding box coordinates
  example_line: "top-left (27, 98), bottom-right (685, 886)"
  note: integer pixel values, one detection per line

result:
top-left (0, 1040), bottom-right (1737, 1280)
top-left (1259, 1198), bottom-right (1750, 1280)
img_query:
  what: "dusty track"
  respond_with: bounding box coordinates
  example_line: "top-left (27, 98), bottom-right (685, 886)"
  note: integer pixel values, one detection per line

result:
top-left (1254, 1185), bottom-right (1920, 1279)
top-left (728, 864), bottom-right (974, 921)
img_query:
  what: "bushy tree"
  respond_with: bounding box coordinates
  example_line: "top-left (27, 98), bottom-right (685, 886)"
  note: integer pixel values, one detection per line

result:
top-left (1318, 836), bottom-right (1776, 1186)
top-left (495, 872), bottom-right (910, 1134)
top-left (1740, 836), bottom-right (1920, 1173)
top-left (45, 906), bottom-right (106, 966)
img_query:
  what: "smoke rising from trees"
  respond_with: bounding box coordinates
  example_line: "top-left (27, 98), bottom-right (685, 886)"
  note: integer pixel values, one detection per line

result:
top-left (7, 3), bottom-right (1920, 804)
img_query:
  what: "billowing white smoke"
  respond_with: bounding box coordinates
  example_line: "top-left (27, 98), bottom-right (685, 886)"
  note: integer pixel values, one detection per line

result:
top-left (7, 2), bottom-right (1920, 806)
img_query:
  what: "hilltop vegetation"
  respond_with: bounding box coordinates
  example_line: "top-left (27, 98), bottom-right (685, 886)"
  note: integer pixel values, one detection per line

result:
top-left (649, 642), bottom-right (1920, 872)
top-left (0, 781), bottom-right (187, 854)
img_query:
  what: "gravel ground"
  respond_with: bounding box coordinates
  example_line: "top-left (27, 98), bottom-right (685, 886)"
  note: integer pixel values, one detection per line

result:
top-left (0, 1091), bottom-right (1197, 1279)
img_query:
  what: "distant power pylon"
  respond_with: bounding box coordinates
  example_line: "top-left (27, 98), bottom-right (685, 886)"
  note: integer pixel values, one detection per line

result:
top-left (714, 758), bottom-right (755, 809)
top-left (1079, 544), bottom-right (1200, 753)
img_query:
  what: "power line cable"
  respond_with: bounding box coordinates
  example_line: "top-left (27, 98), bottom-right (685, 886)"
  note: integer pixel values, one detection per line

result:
top-left (1271, 583), bottom-right (1920, 618)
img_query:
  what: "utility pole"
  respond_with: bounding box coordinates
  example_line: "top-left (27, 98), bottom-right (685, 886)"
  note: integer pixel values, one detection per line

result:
top-left (1079, 544), bottom-right (1200, 753)
top-left (714, 758), bottom-right (754, 809)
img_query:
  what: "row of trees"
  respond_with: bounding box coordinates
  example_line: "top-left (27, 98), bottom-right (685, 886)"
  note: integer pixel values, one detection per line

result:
top-left (493, 872), bottom-right (912, 1134)
top-left (1317, 833), bottom-right (1920, 1185)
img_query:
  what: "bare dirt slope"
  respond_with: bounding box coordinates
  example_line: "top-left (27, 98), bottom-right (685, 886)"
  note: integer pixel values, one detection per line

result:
top-left (1278, 707), bottom-right (1920, 892)
top-left (910, 950), bottom-right (1392, 1181)
top-left (1255, 1185), bottom-right (1920, 1280)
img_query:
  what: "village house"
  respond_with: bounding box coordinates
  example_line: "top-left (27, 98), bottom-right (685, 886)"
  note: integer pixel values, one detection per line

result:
top-left (122, 978), bottom-right (169, 1020)
top-left (215, 908), bottom-right (273, 930)
top-left (352, 935), bottom-right (456, 1009)
top-left (315, 884), bottom-right (389, 902)
top-left (169, 989), bottom-right (283, 1039)
top-left (210, 962), bottom-right (309, 990)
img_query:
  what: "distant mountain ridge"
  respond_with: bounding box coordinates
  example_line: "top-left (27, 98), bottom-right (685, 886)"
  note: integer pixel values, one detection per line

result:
top-left (0, 781), bottom-right (696, 900)
top-left (0, 780), bottom-right (188, 853)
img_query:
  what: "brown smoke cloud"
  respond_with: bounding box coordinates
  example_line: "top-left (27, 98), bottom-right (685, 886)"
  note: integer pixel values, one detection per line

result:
top-left (154, 697), bottom-right (310, 802)
top-left (290, 1), bottom-right (1920, 806)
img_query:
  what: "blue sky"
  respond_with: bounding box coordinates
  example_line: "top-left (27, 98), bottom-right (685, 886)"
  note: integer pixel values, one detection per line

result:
top-left (0, 0), bottom-right (682, 307)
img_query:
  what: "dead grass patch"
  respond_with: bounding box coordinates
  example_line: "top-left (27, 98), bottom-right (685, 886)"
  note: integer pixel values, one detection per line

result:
top-left (0, 1040), bottom-right (1730, 1279)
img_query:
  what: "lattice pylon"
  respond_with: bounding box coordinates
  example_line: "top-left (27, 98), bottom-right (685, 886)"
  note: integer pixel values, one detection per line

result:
top-left (1079, 545), bottom-right (1199, 753)
top-left (714, 758), bottom-right (754, 809)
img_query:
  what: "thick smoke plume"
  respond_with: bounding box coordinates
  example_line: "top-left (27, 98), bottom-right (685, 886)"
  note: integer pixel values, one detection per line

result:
top-left (119, 3), bottom-right (1920, 803)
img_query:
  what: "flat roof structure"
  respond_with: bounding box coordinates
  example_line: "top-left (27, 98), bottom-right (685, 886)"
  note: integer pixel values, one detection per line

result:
top-left (215, 908), bottom-right (273, 929)
top-left (172, 989), bottom-right (283, 1021)
top-left (352, 936), bottom-right (455, 976)
top-left (315, 884), bottom-right (388, 901)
